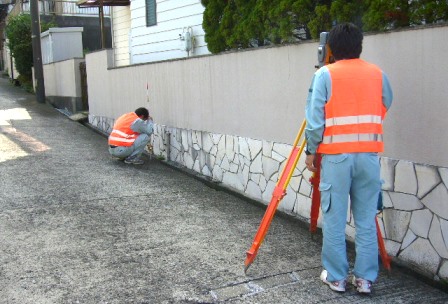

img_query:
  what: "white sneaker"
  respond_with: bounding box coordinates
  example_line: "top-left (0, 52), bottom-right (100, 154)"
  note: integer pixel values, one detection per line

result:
top-left (352, 276), bottom-right (372, 293)
top-left (320, 270), bottom-right (346, 292)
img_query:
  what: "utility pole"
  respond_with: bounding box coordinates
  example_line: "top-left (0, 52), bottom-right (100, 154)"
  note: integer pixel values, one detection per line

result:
top-left (99, 0), bottom-right (105, 49)
top-left (30, 0), bottom-right (45, 103)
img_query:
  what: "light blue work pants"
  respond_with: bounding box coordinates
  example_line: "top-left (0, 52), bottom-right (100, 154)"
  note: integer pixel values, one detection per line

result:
top-left (109, 134), bottom-right (150, 159)
top-left (319, 152), bottom-right (380, 282)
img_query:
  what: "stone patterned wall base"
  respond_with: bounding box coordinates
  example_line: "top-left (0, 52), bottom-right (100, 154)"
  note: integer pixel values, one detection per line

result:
top-left (90, 115), bottom-right (448, 283)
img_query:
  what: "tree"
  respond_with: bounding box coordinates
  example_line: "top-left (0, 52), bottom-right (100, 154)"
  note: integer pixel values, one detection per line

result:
top-left (409, 0), bottom-right (448, 25)
top-left (201, 0), bottom-right (228, 53)
top-left (202, 0), bottom-right (317, 53)
top-left (363, 0), bottom-right (411, 31)
top-left (330, 0), bottom-right (365, 28)
top-left (307, 3), bottom-right (332, 39)
top-left (201, 0), bottom-right (448, 54)
top-left (362, 0), bottom-right (448, 31)
top-left (5, 14), bottom-right (54, 81)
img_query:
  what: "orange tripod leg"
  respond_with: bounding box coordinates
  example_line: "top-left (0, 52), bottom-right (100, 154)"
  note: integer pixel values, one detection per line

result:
top-left (376, 217), bottom-right (391, 271)
top-left (309, 154), bottom-right (322, 233)
top-left (244, 121), bottom-right (306, 273)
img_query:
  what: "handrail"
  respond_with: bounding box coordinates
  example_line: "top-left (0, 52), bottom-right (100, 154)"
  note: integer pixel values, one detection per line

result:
top-left (8, 0), bottom-right (111, 18)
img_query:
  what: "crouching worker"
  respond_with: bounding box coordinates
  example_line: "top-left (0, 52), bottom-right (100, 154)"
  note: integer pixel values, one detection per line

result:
top-left (108, 107), bottom-right (154, 165)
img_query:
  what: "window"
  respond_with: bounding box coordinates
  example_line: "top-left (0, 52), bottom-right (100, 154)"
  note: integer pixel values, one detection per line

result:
top-left (146, 0), bottom-right (157, 27)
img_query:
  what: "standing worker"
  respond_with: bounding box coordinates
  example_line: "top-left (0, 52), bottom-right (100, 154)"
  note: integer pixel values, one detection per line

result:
top-left (108, 107), bottom-right (154, 165)
top-left (304, 23), bottom-right (393, 293)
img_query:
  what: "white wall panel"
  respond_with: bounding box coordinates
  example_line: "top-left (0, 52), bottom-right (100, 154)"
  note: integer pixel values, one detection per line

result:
top-left (128, 0), bottom-right (210, 63)
top-left (131, 14), bottom-right (203, 36)
top-left (157, 0), bottom-right (199, 11)
top-left (157, 4), bottom-right (203, 22)
top-left (43, 59), bottom-right (83, 97)
top-left (132, 29), bottom-right (189, 46)
top-left (132, 50), bottom-right (184, 64)
top-left (114, 28), bottom-right (131, 38)
top-left (112, 6), bottom-right (131, 67)
top-left (130, 0), bottom-right (145, 10)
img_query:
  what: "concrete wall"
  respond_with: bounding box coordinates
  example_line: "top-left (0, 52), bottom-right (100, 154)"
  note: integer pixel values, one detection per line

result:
top-left (40, 15), bottom-right (113, 51)
top-left (41, 27), bottom-right (84, 64)
top-left (43, 58), bottom-right (85, 113)
top-left (86, 25), bottom-right (448, 168)
top-left (362, 27), bottom-right (448, 167)
top-left (2, 43), bottom-right (19, 80)
top-left (85, 25), bottom-right (448, 282)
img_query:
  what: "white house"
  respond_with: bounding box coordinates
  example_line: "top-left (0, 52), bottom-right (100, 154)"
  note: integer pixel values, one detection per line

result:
top-left (104, 0), bottom-right (209, 67)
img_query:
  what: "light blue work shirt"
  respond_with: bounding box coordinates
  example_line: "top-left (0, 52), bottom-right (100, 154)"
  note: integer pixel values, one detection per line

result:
top-left (305, 62), bottom-right (393, 154)
top-left (131, 118), bottom-right (154, 135)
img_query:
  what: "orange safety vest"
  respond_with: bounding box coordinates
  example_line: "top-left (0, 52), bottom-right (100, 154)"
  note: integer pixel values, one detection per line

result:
top-left (108, 112), bottom-right (139, 147)
top-left (317, 59), bottom-right (386, 154)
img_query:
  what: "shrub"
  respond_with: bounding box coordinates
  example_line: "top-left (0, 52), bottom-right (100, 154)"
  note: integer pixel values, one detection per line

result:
top-left (5, 14), bottom-right (55, 82)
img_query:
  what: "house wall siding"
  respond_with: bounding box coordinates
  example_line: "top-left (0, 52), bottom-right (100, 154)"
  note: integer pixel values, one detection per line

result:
top-left (130, 0), bottom-right (209, 64)
top-left (112, 6), bottom-right (131, 67)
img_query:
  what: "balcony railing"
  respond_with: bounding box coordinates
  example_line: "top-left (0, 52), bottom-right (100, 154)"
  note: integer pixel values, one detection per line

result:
top-left (8, 0), bottom-right (110, 18)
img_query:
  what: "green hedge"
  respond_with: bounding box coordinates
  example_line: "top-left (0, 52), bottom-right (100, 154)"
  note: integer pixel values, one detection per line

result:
top-left (202, 0), bottom-right (448, 54)
top-left (5, 14), bottom-right (55, 81)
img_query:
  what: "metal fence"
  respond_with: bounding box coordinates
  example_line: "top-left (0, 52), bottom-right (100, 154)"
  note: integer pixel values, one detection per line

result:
top-left (10, 0), bottom-right (110, 17)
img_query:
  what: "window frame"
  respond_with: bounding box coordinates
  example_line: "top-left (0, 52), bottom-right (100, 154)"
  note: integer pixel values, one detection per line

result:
top-left (145, 0), bottom-right (157, 27)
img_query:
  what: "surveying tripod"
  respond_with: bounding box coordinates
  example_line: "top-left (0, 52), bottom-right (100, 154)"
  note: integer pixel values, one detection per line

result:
top-left (244, 32), bottom-right (391, 274)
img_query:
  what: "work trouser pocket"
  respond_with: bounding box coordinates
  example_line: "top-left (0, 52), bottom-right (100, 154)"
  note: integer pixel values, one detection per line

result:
top-left (319, 182), bottom-right (332, 213)
top-left (325, 153), bottom-right (348, 164)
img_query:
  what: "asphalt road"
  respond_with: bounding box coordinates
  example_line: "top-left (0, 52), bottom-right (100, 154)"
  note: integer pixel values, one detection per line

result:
top-left (0, 77), bottom-right (447, 303)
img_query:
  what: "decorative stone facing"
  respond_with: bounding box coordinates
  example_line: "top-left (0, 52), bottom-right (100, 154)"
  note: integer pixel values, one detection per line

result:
top-left (89, 115), bottom-right (115, 135)
top-left (89, 117), bottom-right (448, 283)
top-left (151, 124), bottom-right (312, 219)
top-left (348, 157), bottom-right (448, 282)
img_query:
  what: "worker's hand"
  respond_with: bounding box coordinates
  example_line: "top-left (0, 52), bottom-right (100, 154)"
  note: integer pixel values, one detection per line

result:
top-left (305, 154), bottom-right (317, 172)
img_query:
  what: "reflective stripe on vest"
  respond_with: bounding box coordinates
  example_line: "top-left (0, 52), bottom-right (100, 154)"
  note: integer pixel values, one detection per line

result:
top-left (317, 59), bottom-right (386, 154)
top-left (109, 134), bottom-right (137, 144)
top-left (322, 133), bottom-right (383, 144)
top-left (108, 113), bottom-right (139, 147)
top-left (325, 114), bottom-right (382, 127)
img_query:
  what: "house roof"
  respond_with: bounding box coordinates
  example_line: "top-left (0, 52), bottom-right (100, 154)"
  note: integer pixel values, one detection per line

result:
top-left (77, 0), bottom-right (129, 8)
